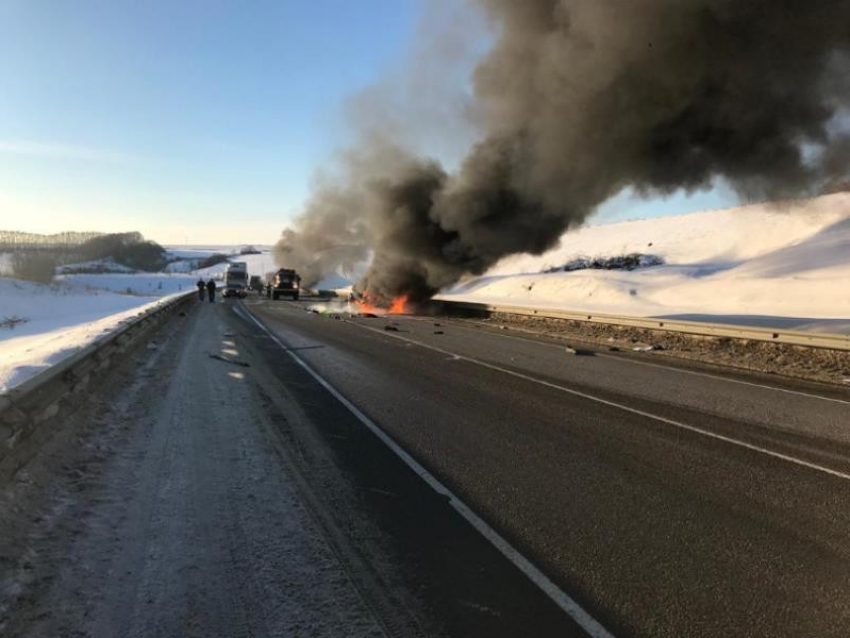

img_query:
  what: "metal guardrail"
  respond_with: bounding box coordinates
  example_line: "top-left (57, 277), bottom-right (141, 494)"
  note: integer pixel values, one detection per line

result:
top-left (435, 299), bottom-right (850, 352)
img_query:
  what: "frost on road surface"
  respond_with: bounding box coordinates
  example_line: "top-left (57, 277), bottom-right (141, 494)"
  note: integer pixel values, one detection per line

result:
top-left (0, 300), bottom-right (389, 638)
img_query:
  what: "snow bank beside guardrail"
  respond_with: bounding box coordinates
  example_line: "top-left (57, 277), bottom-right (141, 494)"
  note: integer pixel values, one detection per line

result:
top-left (0, 278), bottom-right (193, 393)
top-left (0, 290), bottom-right (192, 482)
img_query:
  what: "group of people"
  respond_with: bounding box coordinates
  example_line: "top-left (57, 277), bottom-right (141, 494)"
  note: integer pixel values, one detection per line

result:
top-left (197, 278), bottom-right (217, 303)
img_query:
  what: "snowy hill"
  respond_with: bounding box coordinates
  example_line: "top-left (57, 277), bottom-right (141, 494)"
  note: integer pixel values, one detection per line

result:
top-left (438, 193), bottom-right (850, 330)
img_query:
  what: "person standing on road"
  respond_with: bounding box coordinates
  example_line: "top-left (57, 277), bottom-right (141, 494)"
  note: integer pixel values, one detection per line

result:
top-left (206, 279), bottom-right (217, 303)
top-left (196, 278), bottom-right (206, 301)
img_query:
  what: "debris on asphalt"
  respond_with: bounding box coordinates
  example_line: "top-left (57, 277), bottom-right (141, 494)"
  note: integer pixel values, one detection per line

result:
top-left (434, 322), bottom-right (442, 327)
top-left (633, 345), bottom-right (653, 352)
top-left (384, 325), bottom-right (399, 332)
top-left (472, 311), bottom-right (850, 385)
top-left (434, 331), bottom-right (444, 335)
top-left (209, 353), bottom-right (251, 367)
top-left (565, 345), bottom-right (595, 356)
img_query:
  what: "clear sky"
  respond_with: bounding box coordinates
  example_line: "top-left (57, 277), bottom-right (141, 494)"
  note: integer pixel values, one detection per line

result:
top-left (0, 0), bottom-right (733, 245)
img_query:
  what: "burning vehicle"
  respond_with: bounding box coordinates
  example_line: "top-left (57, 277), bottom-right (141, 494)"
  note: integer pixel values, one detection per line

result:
top-left (349, 291), bottom-right (409, 315)
top-left (303, 291), bottom-right (411, 317)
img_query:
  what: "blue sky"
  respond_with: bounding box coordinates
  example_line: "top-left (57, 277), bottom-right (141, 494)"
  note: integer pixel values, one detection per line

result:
top-left (0, 0), bottom-right (733, 245)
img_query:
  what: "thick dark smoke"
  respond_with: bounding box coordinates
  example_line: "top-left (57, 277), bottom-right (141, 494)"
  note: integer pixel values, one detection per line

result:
top-left (277, 0), bottom-right (850, 304)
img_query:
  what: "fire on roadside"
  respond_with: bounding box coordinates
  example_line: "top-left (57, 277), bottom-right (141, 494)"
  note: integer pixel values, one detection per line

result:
top-left (352, 293), bottom-right (410, 315)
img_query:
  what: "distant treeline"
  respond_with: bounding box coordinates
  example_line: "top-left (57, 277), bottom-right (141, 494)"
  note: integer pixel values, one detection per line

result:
top-left (0, 230), bottom-right (103, 251)
top-left (77, 232), bottom-right (166, 271)
top-left (3, 231), bottom-right (166, 283)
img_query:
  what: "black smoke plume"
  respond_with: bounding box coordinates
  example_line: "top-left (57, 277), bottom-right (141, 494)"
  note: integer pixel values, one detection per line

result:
top-left (276, 0), bottom-right (850, 304)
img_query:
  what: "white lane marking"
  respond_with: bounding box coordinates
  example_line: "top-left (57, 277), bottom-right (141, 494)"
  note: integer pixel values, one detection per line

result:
top-left (239, 305), bottom-right (615, 638)
top-left (405, 316), bottom-right (850, 406)
top-left (598, 352), bottom-right (850, 406)
top-left (350, 320), bottom-right (850, 483)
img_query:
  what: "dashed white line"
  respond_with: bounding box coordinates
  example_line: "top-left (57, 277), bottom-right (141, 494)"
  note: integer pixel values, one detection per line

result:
top-left (412, 316), bottom-right (850, 406)
top-left (349, 319), bottom-right (850, 483)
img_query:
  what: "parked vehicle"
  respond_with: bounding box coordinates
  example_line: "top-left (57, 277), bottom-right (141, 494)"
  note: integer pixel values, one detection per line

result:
top-left (266, 269), bottom-right (301, 300)
top-left (223, 261), bottom-right (248, 298)
top-left (249, 275), bottom-right (264, 293)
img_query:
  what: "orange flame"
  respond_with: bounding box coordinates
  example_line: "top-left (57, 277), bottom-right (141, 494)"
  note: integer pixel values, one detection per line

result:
top-left (388, 294), bottom-right (409, 314)
top-left (353, 293), bottom-right (409, 315)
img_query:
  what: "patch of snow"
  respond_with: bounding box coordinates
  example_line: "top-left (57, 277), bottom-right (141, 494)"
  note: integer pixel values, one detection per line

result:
top-left (0, 253), bottom-right (12, 276)
top-left (56, 258), bottom-right (137, 274)
top-left (164, 248), bottom-right (218, 260)
top-left (163, 247), bottom-right (275, 278)
top-left (313, 273), bottom-right (353, 290)
top-left (58, 273), bottom-right (197, 296)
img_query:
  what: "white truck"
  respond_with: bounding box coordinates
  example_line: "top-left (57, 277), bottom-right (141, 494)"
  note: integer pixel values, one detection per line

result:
top-left (223, 261), bottom-right (248, 298)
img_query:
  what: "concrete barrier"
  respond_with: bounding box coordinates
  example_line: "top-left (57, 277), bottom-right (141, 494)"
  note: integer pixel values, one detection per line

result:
top-left (0, 292), bottom-right (194, 483)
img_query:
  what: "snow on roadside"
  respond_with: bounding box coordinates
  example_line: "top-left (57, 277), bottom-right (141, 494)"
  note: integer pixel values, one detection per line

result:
top-left (56, 258), bottom-right (137, 274)
top-left (0, 278), bottom-right (189, 394)
top-left (438, 193), bottom-right (850, 330)
top-left (59, 273), bottom-right (198, 296)
top-left (313, 273), bottom-right (354, 290)
top-left (0, 251), bottom-right (278, 393)
top-left (0, 253), bottom-right (12, 276)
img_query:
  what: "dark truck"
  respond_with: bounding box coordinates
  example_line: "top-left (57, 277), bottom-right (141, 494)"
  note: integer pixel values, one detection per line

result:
top-left (249, 275), bottom-right (264, 294)
top-left (266, 269), bottom-right (301, 300)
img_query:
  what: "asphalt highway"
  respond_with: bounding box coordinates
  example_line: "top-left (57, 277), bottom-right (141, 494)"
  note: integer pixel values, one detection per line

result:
top-left (242, 296), bottom-right (850, 638)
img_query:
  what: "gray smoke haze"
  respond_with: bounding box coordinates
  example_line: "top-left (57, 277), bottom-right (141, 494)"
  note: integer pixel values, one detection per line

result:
top-left (276, 0), bottom-right (850, 304)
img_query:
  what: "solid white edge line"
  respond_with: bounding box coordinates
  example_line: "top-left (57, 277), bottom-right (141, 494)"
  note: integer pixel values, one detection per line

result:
top-left (348, 320), bottom-right (850, 483)
top-left (238, 304), bottom-right (615, 638)
top-left (408, 315), bottom-right (850, 406)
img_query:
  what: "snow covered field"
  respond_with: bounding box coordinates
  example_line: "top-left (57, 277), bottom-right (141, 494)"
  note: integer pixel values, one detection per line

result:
top-left (4, 194), bottom-right (849, 394)
top-left (0, 250), bottom-right (276, 393)
top-left (0, 279), bottom-right (190, 393)
top-left (438, 193), bottom-right (850, 332)
top-left (163, 246), bottom-right (276, 278)
top-left (59, 273), bottom-right (198, 296)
